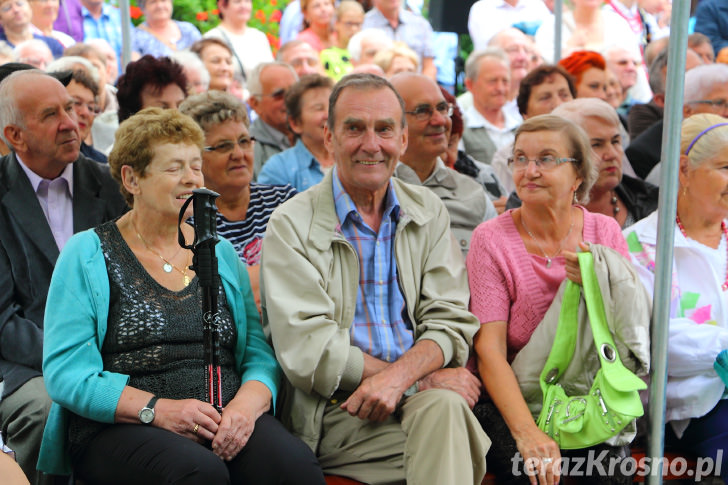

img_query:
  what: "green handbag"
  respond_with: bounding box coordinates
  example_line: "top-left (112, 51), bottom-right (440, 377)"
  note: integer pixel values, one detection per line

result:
top-left (536, 251), bottom-right (647, 450)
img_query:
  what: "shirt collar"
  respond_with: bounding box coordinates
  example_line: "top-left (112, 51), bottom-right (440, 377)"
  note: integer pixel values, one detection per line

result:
top-left (294, 138), bottom-right (321, 170)
top-left (465, 104), bottom-right (521, 131)
top-left (15, 153), bottom-right (74, 196)
top-left (332, 165), bottom-right (400, 228)
top-left (81, 4), bottom-right (111, 20)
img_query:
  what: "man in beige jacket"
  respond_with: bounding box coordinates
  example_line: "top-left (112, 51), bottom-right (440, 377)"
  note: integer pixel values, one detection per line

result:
top-left (261, 73), bottom-right (490, 485)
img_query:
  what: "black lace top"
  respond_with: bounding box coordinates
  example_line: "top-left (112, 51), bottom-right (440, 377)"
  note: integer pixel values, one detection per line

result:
top-left (68, 220), bottom-right (240, 450)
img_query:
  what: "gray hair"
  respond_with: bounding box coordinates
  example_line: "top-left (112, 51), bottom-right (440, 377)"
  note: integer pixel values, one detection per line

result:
top-left (684, 64), bottom-right (728, 103)
top-left (170, 50), bottom-right (211, 91)
top-left (328, 73), bottom-right (405, 129)
top-left (179, 90), bottom-right (249, 132)
top-left (680, 113), bottom-right (728, 167)
top-left (648, 48), bottom-right (668, 95)
top-left (13, 39), bottom-right (53, 63)
top-left (465, 48), bottom-right (509, 82)
top-left (46, 55), bottom-right (100, 86)
top-left (0, 70), bottom-right (43, 145)
top-left (247, 61), bottom-right (297, 98)
top-left (347, 28), bottom-right (391, 63)
top-left (552, 98), bottom-right (621, 129)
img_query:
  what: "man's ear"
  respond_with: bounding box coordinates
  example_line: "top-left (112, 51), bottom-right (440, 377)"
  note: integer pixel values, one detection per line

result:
top-left (323, 124), bottom-right (333, 153)
top-left (3, 125), bottom-right (25, 153)
top-left (248, 96), bottom-right (260, 115)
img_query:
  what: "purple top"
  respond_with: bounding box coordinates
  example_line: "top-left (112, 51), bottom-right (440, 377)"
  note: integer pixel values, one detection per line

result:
top-left (53, 0), bottom-right (84, 43)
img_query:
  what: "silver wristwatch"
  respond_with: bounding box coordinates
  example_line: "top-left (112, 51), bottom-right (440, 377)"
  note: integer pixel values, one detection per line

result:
top-left (138, 396), bottom-right (158, 424)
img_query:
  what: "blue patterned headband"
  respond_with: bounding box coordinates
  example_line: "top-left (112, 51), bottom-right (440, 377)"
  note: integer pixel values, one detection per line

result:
top-left (685, 122), bottom-right (728, 155)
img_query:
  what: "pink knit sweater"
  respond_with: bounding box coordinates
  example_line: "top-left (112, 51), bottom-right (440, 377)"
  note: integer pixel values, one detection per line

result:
top-left (466, 207), bottom-right (629, 362)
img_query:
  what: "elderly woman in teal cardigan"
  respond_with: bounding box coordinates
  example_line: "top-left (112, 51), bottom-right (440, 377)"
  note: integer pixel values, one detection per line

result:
top-left (38, 108), bottom-right (324, 484)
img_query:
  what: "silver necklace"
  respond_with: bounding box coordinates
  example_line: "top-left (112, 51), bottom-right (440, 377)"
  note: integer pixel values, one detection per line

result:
top-left (520, 210), bottom-right (575, 268)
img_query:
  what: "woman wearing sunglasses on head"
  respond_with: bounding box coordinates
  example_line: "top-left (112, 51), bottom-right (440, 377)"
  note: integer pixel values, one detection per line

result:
top-left (180, 91), bottom-right (297, 311)
top-left (466, 114), bottom-right (639, 485)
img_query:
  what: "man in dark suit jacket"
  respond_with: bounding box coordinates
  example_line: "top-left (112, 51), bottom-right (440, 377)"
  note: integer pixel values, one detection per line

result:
top-left (0, 69), bottom-right (126, 484)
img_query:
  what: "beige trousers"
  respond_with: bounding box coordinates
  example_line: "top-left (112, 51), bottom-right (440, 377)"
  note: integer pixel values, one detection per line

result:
top-left (317, 388), bottom-right (491, 485)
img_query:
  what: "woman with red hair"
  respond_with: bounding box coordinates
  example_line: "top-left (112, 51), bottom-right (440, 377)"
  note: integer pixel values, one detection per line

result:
top-left (558, 50), bottom-right (608, 100)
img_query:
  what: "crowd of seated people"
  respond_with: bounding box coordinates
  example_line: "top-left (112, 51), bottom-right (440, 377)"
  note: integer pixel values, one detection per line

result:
top-left (2, 0), bottom-right (728, 484)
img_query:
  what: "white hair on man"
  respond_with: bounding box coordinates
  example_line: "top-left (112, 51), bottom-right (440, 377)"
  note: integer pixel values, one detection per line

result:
top-left (13, 39), bottom-right (53, 69)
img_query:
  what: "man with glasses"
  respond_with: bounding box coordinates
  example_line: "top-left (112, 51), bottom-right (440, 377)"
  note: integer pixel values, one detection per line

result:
top-left (627, 63), bottom-right (728, 184)
top-left (247, 61), bottom-right (298, 177)
top-left (0, 0), bottom-right (63, 57)
top-left (392, 72), bottom-right (497, 256)
top-left (261, 72), bottom-right (490, 485)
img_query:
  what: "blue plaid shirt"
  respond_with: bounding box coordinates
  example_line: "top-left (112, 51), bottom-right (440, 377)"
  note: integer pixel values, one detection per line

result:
top-left (82, 3), bottom-right (131, 73)
top-left (332, 168), bottom-right (414, 362)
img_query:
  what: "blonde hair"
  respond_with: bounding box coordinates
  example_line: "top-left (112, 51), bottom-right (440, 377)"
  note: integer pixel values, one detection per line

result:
top-left (109, 108), bottom-right (204, 207)
top-left (680, 113), bottom-right (728, 168)
top-left (514, 114), bottom-right (598, 204)
top-left (374, 42), bottom-right (419, 76)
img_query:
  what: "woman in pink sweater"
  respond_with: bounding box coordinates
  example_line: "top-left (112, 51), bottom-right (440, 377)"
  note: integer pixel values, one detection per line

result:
top-left (466, 114), bottom-right (630, 485)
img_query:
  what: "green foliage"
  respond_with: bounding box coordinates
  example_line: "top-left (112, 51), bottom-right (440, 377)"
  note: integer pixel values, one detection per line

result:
top-left (128, 0), bottom-right (290, 51)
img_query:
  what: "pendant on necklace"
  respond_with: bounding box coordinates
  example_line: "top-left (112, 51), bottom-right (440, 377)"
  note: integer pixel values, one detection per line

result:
top-left (163, 263), bottom-right (173, 273)
top-left (546, 258), bottom-right (552, 268)
top-left (183, 275), bottom-right (190, 286)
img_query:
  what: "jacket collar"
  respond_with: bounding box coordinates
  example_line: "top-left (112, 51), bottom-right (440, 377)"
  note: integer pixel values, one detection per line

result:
top-left (395, 158), bottom-right (457, 190)
top-left (308, 169), bottom-right (432, 251)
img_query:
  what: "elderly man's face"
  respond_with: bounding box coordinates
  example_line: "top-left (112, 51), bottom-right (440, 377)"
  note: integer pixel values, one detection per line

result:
top-left (606, 48), bottom-right (640, 92)
top-left (15, 43), bottom-right (53, 69)
top-left (467, 57), bottom-right (510, 113)
top-left (281, 43), bottom-right (322, 77)
top-left (685, 83), bottom-right (728, 118)
top-left (395, 75), bottom-right (451, 163)
top-left (325, 86), bottom-right (407, 200)
top-left (8, 75), bottom-right (80, 174)
top-left (251, 65), bottom-right (297, 133)
top-left (359, 37), bottom-right (389, 65)
top-left (492, 30), bottom-right (531, 84)
top-left (0, 0), bottom-right (31, 29)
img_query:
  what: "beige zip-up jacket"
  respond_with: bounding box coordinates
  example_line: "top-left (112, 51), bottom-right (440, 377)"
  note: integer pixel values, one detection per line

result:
top-left (260, 170), bottom-right (479, 451)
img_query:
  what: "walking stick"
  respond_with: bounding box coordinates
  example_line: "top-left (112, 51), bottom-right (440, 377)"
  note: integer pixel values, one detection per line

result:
top-left (178, 188), bottom-right (223, 413)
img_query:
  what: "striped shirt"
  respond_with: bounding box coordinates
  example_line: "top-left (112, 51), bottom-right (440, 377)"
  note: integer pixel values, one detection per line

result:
top-left (217, 183), bottom-right (297, 265)
top-left (332, 169), bottom-right (414, 362)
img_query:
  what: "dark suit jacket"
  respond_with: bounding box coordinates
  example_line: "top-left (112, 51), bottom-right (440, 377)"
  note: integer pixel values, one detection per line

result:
top-left (625, 119), bottom-right (663, 181)
top-left (0, 153), bottom-right (126, 398)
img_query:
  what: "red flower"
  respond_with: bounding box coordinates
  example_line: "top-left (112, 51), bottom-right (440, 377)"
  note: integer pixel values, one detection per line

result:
top-left (255, 9), bottom-right (266, 22)
top-left (212, 8), bottom-right (219, 15)
top-left (270, 0), bottom-right (277, 5)
top-left (270, 9), bottom-right (282, 23)
top-left (129, 5), bottom-right (142, 19)
top-left (196, 11), bottom-right (208, 21)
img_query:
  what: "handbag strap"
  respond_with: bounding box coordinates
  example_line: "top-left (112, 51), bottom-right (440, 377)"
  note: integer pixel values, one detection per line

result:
top-left (538, 250), bottom-right (626, 392)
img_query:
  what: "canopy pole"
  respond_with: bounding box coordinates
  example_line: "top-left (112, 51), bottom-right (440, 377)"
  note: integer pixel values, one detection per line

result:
top-left (119, 0), bottom-right (132, 72)
top-left (645, 1), bottom-right (691, 484)
top-left (553, 0), bottom-right (562, 62)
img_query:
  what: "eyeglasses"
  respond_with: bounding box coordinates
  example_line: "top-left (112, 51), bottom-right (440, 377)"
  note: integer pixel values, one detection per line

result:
top-left (203, 136), bottom-right (255, 154)
top-left (688, 99), bottom-right (728, 110)
top-left (0, 0), bottom-right (27, 12)
top-left (507, 155), bottom-right (577, 170)
top-left (255, 88), bottom-right (287, 101)
top-left (405, 102), bottom-right (453, 121)
top-left (71, 98), bottom-right (100, 115)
